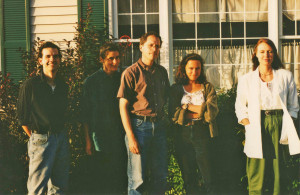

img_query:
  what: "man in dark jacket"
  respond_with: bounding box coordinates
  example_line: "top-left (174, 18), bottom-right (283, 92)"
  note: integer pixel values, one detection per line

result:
top-left (17, 42), bottom-right (69, 194)
top-left (82, 43), bottom-right (127, 194)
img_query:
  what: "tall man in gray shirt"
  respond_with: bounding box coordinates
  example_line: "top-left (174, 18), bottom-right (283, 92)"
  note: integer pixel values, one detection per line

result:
top-left (117, 31), bottom-right (170, 195)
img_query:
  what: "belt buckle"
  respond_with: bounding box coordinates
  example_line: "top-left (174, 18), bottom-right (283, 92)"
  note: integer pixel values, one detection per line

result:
top-left (265, 111), bottom-right (271, 116)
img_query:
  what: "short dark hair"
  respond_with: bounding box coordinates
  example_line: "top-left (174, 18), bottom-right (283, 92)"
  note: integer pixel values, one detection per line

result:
top-left (252, 38), bottom-right (284, 71)
top-left (38, 41), bottom-right (62, 59)
top-left (99, 42), bottom-right (121, 60)
top-left (140, 31), bottom-right (162, 47)
top-left (175, 53), bottom-right (207, 85)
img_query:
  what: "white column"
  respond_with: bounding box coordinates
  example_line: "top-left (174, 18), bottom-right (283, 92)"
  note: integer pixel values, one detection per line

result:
top-left (108, 0), bottom-right (118, 39)
top-left (159, 0), bottom-right (173, 83)
top-left (268, 0), bottom-right (281, 54)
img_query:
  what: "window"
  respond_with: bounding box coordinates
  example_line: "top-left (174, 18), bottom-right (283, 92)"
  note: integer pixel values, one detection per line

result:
top-left (111, 0), bottom-right (159, 69)
top-left (281, 0), bottom-right (300, 88)
top-left (109, 0), bottom-right (300, 89)
top-left (172, 0), bottom-right (268, 88)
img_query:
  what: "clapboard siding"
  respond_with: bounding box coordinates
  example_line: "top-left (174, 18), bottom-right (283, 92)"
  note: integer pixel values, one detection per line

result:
top-left (31, 0), bottom-right (77, 45)
top-left (32, 33), bottom-right (76, 41)
top-left (31, 7), bottom-right (77, 16)
top-left (31, 0), bottom-right (77, 7)
top-left (32, 15), bottom-right (78, 25)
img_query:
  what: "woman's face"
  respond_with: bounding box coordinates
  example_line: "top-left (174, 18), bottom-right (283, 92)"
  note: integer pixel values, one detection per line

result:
top-left (185, 60), bottom-right (201, 82)
top-left (256, 42), bottom-right (274, 67)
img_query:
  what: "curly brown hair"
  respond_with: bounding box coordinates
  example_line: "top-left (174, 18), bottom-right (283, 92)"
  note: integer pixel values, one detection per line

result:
top-left (252, 38), bottom-right (284, 71)
top-left (99, 42), bottom-right (121, 60)
top-left (175, 53), bottom-right (207, 85)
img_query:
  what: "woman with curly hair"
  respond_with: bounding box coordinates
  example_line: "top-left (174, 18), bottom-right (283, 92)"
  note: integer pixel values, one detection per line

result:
top-left (169, 53), bottom-right (219, 194)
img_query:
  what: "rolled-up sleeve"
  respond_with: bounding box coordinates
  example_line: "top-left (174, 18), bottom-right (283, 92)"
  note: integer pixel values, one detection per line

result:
top-left (17, 80), bottom-right (32, 126)
top-left (117, 69), bottom-right (135, 101)
top-left (203, 83), bottom-right (219, 123)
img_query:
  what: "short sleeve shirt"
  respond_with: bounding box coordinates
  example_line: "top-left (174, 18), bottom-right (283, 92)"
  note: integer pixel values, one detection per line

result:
top-left (117, 59), bottom-right (170, 117)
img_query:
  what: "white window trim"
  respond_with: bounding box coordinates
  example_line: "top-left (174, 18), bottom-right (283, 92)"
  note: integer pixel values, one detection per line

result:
top-left (159, 0), bottom-right (173, 83)
top-left (109, 0), bottom-right (295, 84)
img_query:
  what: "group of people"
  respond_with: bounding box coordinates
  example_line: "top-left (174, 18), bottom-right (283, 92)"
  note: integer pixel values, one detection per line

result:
top-left (17, 31), bottom-right (300, 195)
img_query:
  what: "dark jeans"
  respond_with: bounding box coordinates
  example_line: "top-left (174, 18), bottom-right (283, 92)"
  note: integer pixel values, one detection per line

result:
top-left (88, 149), bottom-right (127, 194)
top-left (175, 122), bottom-right (216, 194)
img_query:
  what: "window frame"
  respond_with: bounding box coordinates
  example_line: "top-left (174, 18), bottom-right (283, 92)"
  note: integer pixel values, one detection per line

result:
top-left (109, 0), bottom-right (298, 86)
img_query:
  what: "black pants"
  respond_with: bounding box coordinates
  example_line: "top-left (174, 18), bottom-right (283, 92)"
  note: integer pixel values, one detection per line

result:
top-left (88, 149), bottom-right (127, 194)
top-left (175, 122), bottom-right (216, 194)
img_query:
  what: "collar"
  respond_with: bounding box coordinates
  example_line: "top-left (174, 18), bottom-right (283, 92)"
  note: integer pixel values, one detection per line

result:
top-left (138, 58), bottom-right (157, 71)
top-left (39, 72), bottom-right (61, 85)
top-left (98, 68), bottom-right (121, 79)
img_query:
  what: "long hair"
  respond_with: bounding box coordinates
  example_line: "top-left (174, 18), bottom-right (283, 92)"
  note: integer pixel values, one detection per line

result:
top-left (175, 53), bottom-right (207, 85)
top-left (252, 38), bottom-right (284, 71)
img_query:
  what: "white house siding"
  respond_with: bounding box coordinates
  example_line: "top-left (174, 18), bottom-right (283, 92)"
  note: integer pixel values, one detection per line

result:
top-left (31, 0), bottom-right (78, 49)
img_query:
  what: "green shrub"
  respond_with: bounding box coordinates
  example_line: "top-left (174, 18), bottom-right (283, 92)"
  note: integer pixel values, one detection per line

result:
top-left (0, 4), bottom-right (299, 194)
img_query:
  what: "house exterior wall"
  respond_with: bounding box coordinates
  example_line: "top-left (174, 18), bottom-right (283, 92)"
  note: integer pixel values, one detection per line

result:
top-left (0, 0), bottom-right (106, 81)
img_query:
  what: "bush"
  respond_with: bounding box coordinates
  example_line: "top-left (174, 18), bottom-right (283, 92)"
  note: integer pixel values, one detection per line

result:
top-left (0, 4), bottom-right (299, 194)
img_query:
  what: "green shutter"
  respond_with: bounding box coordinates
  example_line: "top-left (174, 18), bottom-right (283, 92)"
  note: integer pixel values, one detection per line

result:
top-left (79, 0), bottom-right (106, 31)
top-left (2, 0), bottom-right (30, 81)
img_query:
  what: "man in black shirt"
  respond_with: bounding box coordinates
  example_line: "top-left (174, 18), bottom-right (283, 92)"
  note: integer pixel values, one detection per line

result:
top-left (17, 42), bottom-right (69, 194)
top-left (81, 43), bottom-right (126, 193)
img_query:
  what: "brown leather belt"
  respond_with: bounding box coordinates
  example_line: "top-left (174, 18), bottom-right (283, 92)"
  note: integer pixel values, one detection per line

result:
top-left (185, 119), bottom-right (204, 126)
top-left (261, 110), bottom-right (283, 116)
top-left (134, 115), bottom-right (158, 122)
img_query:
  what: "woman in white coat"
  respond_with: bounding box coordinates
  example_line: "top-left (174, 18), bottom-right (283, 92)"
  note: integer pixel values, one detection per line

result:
top-left (235, 38), bottom-right (300, 195)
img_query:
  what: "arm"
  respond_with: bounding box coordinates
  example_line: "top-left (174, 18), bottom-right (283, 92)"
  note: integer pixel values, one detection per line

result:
top-left (119, 98), bottom-right (140, 154)
top-left (287, 73), bottom-right (299, 118)
top-left (199, 83), bottom-right (219, 122)
top-left (22, 125), bottom-right (32, 137)
top-left (17, 80), bottom-right (33, 134)
top-left (81, 79), bottom-right (93, 155)
top-left (83, 123), bottom-right (93, 155)
top-left (168, 85), bottom-right (182, 119)
top-left (235, 76), bottom-right (250, 125)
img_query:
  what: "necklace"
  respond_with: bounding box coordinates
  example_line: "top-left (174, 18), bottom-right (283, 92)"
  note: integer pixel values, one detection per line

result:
top-left (260, 72), bottom-right (272, 76)
top-left (259, 69), bottom-right (272, 76)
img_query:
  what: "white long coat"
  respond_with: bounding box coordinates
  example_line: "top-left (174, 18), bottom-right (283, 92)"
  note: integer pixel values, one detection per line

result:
top-left (235, 68), bottom-right (300, 159)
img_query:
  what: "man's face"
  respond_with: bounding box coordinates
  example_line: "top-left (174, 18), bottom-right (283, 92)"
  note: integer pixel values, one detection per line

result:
top-left (140, 35), bottom-right (161, 63)
top-left (39, 47), bottom-right (61, 75)
top-left (101, 51), bottom-right (120, 75)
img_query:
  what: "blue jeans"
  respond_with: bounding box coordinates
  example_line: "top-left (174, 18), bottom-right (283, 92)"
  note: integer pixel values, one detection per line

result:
top-left (27, 132), bottom-right (69, 195)
top-left (125, 118), bottom-right (168, 195)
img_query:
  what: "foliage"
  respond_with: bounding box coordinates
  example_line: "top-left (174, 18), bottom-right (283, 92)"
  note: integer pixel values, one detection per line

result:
top-left (0, 4), bottom-right (299, 194)
top-left (0, 4), bottom-right (109, 193)
top-left (166, 137), bottom-right (185, 195)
